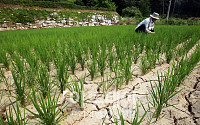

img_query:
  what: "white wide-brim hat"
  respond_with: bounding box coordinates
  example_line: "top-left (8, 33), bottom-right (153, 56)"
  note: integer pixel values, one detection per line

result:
top-left (150, 12), bottom-right (159, 20)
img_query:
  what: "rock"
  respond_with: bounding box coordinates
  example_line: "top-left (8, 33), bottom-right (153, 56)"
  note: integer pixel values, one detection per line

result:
top-left (42, 23), bottom-right (47, 27)
top-left (32, 26), bottom-right (37, 29)
top-left (2, 23), bottom-right (8, 28)
top-left (89, 23), bottom-right (94, 26)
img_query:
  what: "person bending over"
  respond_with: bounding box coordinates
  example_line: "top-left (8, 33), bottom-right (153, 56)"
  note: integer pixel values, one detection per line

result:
top-left (135, 12), bottom-right (159, 34)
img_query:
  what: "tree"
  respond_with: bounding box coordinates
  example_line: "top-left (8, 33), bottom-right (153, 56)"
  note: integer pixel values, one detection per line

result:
top-left (166, 0), bottom-right (172, 20)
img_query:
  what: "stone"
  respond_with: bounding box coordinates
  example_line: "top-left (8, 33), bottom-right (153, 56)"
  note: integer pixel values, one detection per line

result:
top-left (2, 23), bottom-right (8, 28)
top-left (42, 23), bottom-right (47, 27)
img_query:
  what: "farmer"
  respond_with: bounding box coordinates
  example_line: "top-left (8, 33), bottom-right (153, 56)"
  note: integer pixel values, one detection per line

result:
top-left (135, 12), bottom-right (159, 33)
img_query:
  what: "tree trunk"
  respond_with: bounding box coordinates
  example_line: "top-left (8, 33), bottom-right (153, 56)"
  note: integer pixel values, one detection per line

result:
top-left (166, 0), bottom-right (172, 20)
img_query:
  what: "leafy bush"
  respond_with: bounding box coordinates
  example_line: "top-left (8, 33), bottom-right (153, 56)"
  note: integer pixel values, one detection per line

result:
top-left (122, 7), bottom-right (142, 18)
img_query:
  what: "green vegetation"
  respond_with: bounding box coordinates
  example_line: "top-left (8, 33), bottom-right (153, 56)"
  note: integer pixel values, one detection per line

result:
top-left (0, 8), bottom-right (118, 25)
top-left (0, 0), bottom-right (116, 11)
top-left (26, 89), bottom-right (68, 125)
top-left (0, 25), bottom-right (199, 124)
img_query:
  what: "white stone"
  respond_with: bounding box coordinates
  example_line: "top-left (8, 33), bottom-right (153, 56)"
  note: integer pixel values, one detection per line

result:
top-left (2, 23), bottom-right (8, 28)
top-left (42, 23), bottom-right (47, 27)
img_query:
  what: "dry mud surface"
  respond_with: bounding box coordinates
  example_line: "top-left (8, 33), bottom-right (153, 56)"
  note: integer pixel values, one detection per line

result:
top-left (0, 44), bottom-right (200, 125)
top-left (1, 62), bottom-right (199, 125)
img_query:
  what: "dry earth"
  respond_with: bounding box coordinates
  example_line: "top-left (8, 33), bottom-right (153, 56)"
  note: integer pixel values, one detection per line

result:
top-left (0, 42), bottom-right (200, 125)
top-left (1, 59), bottom-right (199, 125)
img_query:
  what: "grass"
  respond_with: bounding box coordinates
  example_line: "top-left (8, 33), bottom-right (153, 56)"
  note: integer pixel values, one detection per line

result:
top-left (37, 65), bottom-right (52, 98)
top-left (26, 89), bottom-right (68, 125)
top-left (148, 72), bottom-right (182, 120)
top-left (0, 25), bottom-right (199, 124)
top-left (101, 75), bottom-right (115, 99)
top-left (109, 102), bottom-right (147, 125)
top-left (66, 76), bottom-right (85, 110)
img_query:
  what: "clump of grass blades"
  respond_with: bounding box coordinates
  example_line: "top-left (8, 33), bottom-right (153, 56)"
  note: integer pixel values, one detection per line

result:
top-left (11, 70), bottom-right (26, 106)
top-left (107, 46), bottom-right (115, 71)
top-left (113, 60), bottom-right (124, 91)
top-left (141, 56), bottom-right (149, 75)
top-left (0, 100), bottom-right (27, 125)
top-left (75, 43), bottom-right (86, 71)
top-left (148, 72), bottom-right (182, 120)
top-left (54, 51), bottom-right (70, 94)
top-left (87, 58), bottom-right (97, 81)
top-left (101, 75), bottom-right (115, 99)
top-left (37, 65), bottom-right (52, 98)
top-left (66, 76), bottom-right (85, 110)
top-left (0, 49), bottom-right (10, 70)
top-left (97, 41), bottom-right (107, 77)
top-left (108, 102), bottom-right (147, 125)
top-left (26, 89), bottom-right (68, 125)
top-left (121, 51), bottom-right (133, 85)
top-left (166, 49), bottom-right (173, 64)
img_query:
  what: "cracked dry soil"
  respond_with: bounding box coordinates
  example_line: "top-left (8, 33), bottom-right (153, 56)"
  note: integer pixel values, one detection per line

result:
top-left (0, 59), bottom-right (200, 125)
top-left (57, 61), bottom-right (199, 125)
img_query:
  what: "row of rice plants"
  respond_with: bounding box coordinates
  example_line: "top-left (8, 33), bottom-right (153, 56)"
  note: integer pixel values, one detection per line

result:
top-left (148, 45), bottom-right (200, 122)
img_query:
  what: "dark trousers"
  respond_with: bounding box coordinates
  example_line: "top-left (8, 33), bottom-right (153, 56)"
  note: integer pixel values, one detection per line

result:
top-left (135, 24), bottom-right (154, 33)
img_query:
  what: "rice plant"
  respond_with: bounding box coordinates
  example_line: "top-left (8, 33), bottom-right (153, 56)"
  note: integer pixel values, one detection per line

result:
top-left (75, 42), bottom-right (86, 70)
top-left (113, 60), bottom-right (124, 90)
top-left (67, 41), bottom-right (77, 75)
top-left (148, 73), bottom-right (182, 120)
top-left (133, 47), bottom-right (140, 64)
top-left (26, 89), bottom-right (68, 124)
top-left (2, 101), bottom-right (27, 125)
top-left (11, 70), bottom-right (26, 106)
top-left (97, 41), bottom-right (107, 77)
top-left (0, 49), bottom-right (10, 70)
top-left (107, 102), bottom-right (147, 125)
top-left (107, 43), bottom-right (115, 72)
top-left (141, 56), bottom-right (149, 75)
top-left (121, 51), bottom-right (133, 85)
top-left (101, 76), bottom-right (115, 99)
top-left (66, 76), bottom-right (85, 110)
top-left (55, 51), bottom-right (70, 93)
top-left (37, 65), bottom-right (52, 98)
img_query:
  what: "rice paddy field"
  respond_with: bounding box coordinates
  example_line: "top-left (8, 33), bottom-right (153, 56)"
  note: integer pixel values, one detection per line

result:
top-left (0, 25), bottom-right (200, 125)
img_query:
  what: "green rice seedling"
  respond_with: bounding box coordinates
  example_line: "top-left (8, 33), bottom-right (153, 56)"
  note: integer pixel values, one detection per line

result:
top-left (107, 43), bottom-right (115, 72)
top-left (108, 102), bottom-right (147, 125)
top-left (147, 50), bottom-right (157, 69)
top-left (11, 54), bottom-right (24, 75)
top-left (97, 41), bottom-right (107, 77)
top-left (87, 41), bottom-right (98, 80)
top-left (26, 89), bottom-right (68, 125)
top-left (101, 76), bottom-right (115, 99)
top-left (57, 59), bottom-right (70, 94)
top-left (121, 51), bottom-right (133, 85)
top-left (132, 102), bottom-right (148, 125)
top-left (113, 60), bottom-right (124, 90)
top-left (68, 49), bottom-right (76, 75)
top-left (141, 56), bottom-right (149, 75)
top-left (11, 70), bottom-right (26, 106)
top-left (37, 65), bottom-right (52, 98)
top-left (35, 44), bottom-right (51, 71)
top-left (87, 59), bottom-right (97, 81)
top-left (133, 47), bottom-right (140, 64)
top-left (0, 49), bottom-right (10, 70)
top-left (166, 49), bottom-right (173, 64)
top-left (25, 50), bottom-right (39, 71)
top-left (148, 73), bottom-right (182, 120)
top-left (66, 76), bottom-right (85, 110)
top-left (3, 101), bottom-right (27, 125)
top-left (75, 42), bottom-right (86, 71)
